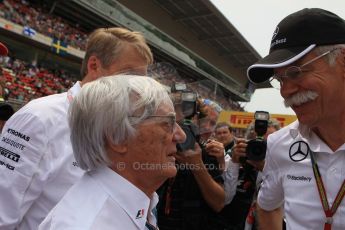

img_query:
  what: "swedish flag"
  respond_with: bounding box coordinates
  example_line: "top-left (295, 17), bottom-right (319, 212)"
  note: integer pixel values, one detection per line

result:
top-left (51, 38), bottom-right (68, 55)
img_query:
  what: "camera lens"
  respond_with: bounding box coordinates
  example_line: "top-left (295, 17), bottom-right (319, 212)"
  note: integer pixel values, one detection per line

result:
top-left (176, 122), bottom-right (198, 152)
top-left (246, 138), bottom-right (267, 161)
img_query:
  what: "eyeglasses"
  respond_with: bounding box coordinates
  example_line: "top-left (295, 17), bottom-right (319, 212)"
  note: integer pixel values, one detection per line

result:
top-left (131, 113), bottom-right (177, 134)
top-left (148, 113), bottom-right (177, 133)
top-left (269, 48), bottom-right (338, 89)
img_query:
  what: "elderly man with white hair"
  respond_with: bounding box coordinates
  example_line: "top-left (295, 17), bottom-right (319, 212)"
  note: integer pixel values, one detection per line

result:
top-left (39, 75), bottom-right (186, 230)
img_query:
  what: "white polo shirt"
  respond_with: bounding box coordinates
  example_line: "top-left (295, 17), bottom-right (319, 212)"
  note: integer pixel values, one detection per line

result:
top-left (0, 82), bottom-right (84, 229)
top-left (258, 121), bottom-right (345, 230)
top-left (39, 166), bottom-right (159, 230)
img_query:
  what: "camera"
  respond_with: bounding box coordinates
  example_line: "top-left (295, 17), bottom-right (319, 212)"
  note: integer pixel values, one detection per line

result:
top-left (171, 82), bottom-right (200, 152)
top-left (177, 120), bottom-right (200, 151)
top-left (242, 111), bottom-right (269, 163)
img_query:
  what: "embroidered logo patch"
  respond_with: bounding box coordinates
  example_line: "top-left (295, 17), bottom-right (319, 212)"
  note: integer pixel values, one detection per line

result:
top-left (289, 141), bottom-right (309, 162)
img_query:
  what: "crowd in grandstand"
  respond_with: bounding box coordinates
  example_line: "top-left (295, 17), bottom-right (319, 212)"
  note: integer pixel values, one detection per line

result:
top-left (0, 0), bottom-right (88, 50)
top-left (0, 0), bottom-right (243, 111)
top-left (0, 55), bottom-right (240, 111)
top-left (0, 56), bottom-right (76, 102)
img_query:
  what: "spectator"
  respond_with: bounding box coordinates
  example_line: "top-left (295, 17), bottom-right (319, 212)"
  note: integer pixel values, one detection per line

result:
top-left (0, 56), bottom-right (78, 103)
top-left (39, 75), bottom-right (186, 230)
top-left (0, 27), bottom-right (153, 230)
top-left (157, 98), bottom-right (226, 230)
top-left (214, 122), bottom-right (235, 156)
top-left (0, 0), bottom-right (88, 50)
top-left (0, 0), bottom-right (243, 111)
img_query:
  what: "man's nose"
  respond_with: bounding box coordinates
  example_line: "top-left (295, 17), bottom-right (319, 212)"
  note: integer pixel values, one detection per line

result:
top-left (280, 78), bottom-right (299, 99)
top-left (174, 123), bottom-right (187, 143)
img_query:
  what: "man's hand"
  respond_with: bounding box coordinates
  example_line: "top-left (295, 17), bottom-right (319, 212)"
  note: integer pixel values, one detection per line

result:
top-left (205, 139), bottom-right (225, 170)
top-left (231, 138), bottom-right (247, 163)
top-left (231, 138), bottom-right (265, 171)
top-left (257, 204), bottom-right (283, 230)
top-left (204, 139), bottom-right (225, 159)
top-left (247, 159), bottom-right (265, 171)
top-left (175, 143), bottom-right (203, 166)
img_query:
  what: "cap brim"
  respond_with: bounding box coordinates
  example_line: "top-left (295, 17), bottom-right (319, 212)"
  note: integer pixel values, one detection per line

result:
top-left (0, 42), bottom-right (8, 56)
top-left (247, 44), bottom-right (316, 84)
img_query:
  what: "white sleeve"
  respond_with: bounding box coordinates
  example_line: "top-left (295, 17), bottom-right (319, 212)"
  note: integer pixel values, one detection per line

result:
top-left (222, 159), bottom-right (240, 205)
top-left (257, 137), bottom-right (284, 211)
top-left (0, 111), bottom-right (49, 229)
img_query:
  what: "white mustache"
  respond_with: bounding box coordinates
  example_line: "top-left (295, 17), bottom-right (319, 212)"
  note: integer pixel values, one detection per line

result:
top-left (284, 91), bottom-right (319, 107)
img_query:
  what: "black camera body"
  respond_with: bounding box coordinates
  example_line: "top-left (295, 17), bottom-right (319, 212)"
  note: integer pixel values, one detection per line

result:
top-left (172, 82), bottom-right (199, 152)
top-left (246, 137), bottom-right (267, 161)
top-left (245, 111), bottom-right (269, 162)
top-left (176, 120), bottom-right (200, 152)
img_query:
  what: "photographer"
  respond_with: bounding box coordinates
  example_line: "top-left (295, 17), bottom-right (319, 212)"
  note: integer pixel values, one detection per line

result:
top-left (218, 112), bottom-right (280, 230)
top-left (243, 119), bottom-right (281, 230)
top-left (157, 86), bottom-right (225, 230)
top-left (243, 119), bottom-right (281, 171)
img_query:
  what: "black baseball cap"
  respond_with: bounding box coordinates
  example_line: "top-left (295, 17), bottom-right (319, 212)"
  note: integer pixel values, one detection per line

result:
top-left (247, 8), bottom-right (345, 84)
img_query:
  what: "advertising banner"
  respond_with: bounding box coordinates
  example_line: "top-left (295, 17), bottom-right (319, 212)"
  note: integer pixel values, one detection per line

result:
top-left (218, 111), bottom-right (297, 129)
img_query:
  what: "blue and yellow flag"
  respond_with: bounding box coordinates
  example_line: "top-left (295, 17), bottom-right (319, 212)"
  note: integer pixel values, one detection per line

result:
top-left (51, 38), bottom-right (68, 55)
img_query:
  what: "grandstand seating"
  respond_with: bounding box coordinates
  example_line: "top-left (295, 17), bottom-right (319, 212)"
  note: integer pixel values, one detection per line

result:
top-left (0, 0), bottom-right (88, 50)
top-left (0, 56), bottom-right (76, 104)
top-left (0, 0), bottom-right (243, 112)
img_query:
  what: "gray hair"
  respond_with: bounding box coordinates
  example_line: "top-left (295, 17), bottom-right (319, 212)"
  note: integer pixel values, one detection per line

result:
top-left (69, 75), bottom-right (172, 171)
top-left (314, 44), bottom-right (345, 66)
top-left (268, 119), bottom-right (281, 131)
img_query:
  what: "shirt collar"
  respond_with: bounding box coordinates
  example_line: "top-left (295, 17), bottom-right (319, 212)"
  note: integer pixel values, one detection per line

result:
top-left (289, 121), bottom-right (345, 153)
top-left (88, 166), bottom-right (158, 229)
top-left (67, 81), bottom-right (82, 103)
top-left (225, 140), bottom-right (235, 151)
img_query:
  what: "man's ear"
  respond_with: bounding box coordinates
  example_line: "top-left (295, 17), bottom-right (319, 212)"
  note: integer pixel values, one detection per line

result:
top-left (107, 137), bottom-right (128, 154)
top-left (87, 55), bottom-right (103, 81)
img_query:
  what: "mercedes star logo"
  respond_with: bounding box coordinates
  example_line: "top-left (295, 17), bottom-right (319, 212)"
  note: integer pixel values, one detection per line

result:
top-left (289, 141), bottom-right (310, 162)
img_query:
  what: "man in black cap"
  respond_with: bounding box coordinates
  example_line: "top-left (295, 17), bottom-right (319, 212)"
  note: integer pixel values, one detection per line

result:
top-left (247, 8), bottom-right (345, 230)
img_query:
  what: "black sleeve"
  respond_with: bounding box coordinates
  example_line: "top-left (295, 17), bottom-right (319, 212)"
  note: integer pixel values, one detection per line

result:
top-left (202, 147), bottom-right (224, 184)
